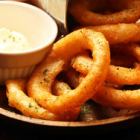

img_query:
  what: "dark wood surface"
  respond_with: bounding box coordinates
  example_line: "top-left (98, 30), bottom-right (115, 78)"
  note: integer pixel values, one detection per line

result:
top-left (0, 115), bottom-right (140, 139)
top-left (0, 121), bottom-right (139, 139)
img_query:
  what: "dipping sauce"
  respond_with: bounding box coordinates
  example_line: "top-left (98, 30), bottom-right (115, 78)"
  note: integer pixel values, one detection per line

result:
top-left (0, 28), bottom-right (30, 53)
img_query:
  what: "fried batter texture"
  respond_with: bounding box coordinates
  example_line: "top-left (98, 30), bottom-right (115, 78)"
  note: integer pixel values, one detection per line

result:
top-left (27, 29), bottom-right (110, 114)
top-left (6, 80), bottom-right (80, 121)
top-left (69, 0), bottom-right (140, 25)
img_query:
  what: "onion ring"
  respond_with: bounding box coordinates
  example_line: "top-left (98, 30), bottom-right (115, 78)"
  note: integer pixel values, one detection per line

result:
top-left (72, 48), bottom-right (140, 85)
top-left (71, 54), bottom-right (140, 109)
top-left (6, 80), bottom-right (80, 121)
top-left (69, 0), bottom-right (140, 26)
top-left (107, 64), bottom-right (140, 85)
top-left (88, 24), bottom-right (140, 45)
top-left (27, 29), bottom-right (110, 114)
top-left (93, 86), bottom-right (140, 109)
top-left (53, 81), bottom-right (71, 96)
top-left (52, 80), bottom-right (81, 115)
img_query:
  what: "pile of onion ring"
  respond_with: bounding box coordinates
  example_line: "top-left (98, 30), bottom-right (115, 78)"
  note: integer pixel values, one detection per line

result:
top-left (5, 0), bottom-right (140, 121)
top-left (69, 24), bottom-right (140, 109)
top-left (68, 0), bottom-right (140, 110)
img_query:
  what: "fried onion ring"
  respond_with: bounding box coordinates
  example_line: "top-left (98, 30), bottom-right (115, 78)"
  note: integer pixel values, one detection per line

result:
top-left (72, 49), bottom-right (140, 85)
top-left (69, 0), bottom-right (140, 26)
top-left (53, 81), bottom-right (71, 96)
top-left (6, 80), bottom-right (80, 121)
top-left (71, 54), bottom-right (140, 109)
top-left (52, 80), bottom-right (81, 115)
top-left (93, 86), bottom-right (140, 109)
top-left (88, 24), bottom-right (140, 45)
top-left (27, 29), bottom-right (110, 114)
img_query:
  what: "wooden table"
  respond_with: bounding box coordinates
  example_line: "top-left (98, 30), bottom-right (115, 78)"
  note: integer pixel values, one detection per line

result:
top-left (0, 115), bottom-right (140, 139)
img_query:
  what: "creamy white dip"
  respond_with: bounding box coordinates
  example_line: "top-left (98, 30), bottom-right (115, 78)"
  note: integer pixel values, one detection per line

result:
top-left (0, 28), bottom-right (30, 53)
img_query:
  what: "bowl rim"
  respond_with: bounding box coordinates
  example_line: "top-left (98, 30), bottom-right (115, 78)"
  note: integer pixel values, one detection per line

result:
top-left (0, 1), bottom-right (58, 56)
top-left (0, 107), bottom-right (139, 127)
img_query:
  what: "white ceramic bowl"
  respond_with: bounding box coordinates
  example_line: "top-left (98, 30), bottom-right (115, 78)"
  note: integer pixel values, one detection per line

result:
top-left (0, 1), bottom-right (58, 84)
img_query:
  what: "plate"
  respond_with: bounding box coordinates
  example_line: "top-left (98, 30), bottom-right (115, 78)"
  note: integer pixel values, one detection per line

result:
top-left (0, 86), bottom-right (140, 127)
top-left (0, 0), bottom-right (140, 128)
